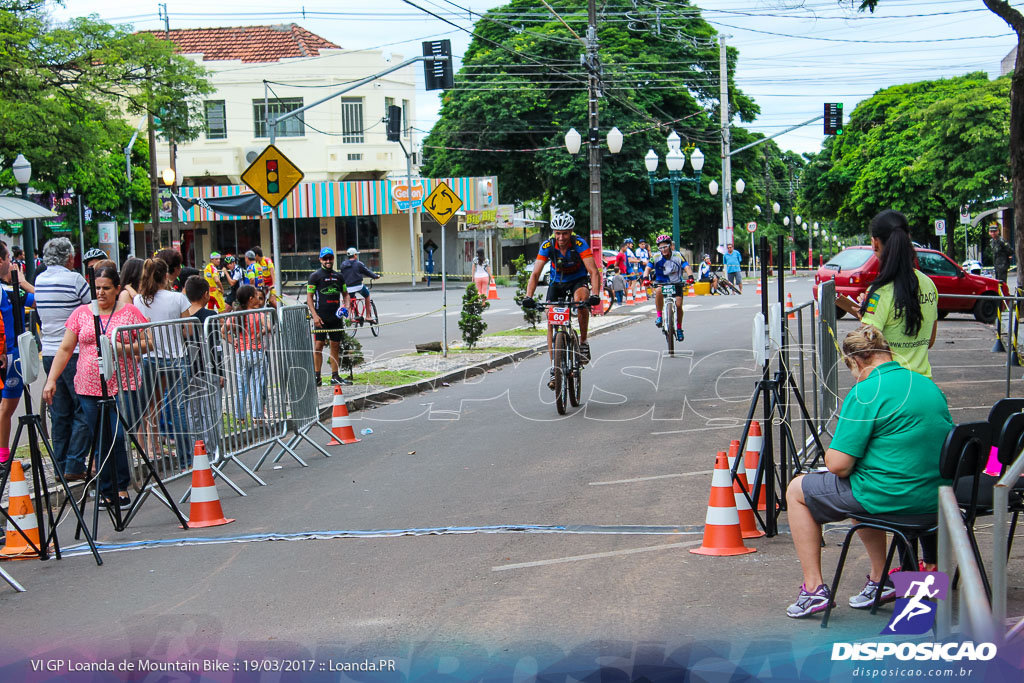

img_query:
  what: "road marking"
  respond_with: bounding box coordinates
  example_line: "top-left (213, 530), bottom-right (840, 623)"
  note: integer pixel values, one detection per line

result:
top-left (631, 304), bottom-right (655, 313)
top-left (711, 303), bottom-right (738, 310)
top-left (492, 540), bottom-right (703, 571)
top-left (682, 304), bottom-right (701, 311)
top-left (589, 470), bottom-right (714, 486)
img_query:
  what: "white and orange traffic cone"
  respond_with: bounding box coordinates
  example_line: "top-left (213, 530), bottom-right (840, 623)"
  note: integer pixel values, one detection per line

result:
top-left (487, 279), bottom-right (499, 300)
top-left (1, 461), bottom-right (42, 559)
top-left (185, 441), bottom-right (234, 528)
top-left (690, 452), bottom-right (757, 557)
top-left (687, 281), bottom-right (697, 297)
top-left (600, 286), bottom-right (610, 314)
top-left (744, 421), bottom-right (767, 512)
top-left (756, 279), bottom-right (762, 296)
top-left (625, 284), bottom-right (635, 305)
top-left (729, 440), bottom-right (764, 539)
top-left (786, 292), bottom-right (796, 319)
top-left (637, 281), bottom-right (648, 303)
top-left (327, 385), bottom-right (361, 445)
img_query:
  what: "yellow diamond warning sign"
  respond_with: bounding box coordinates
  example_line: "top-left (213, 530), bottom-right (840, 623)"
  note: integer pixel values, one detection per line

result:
top-left (240, 144), bottom-right (304, 208)
top-left (424, 181), bottom-right (462, 226)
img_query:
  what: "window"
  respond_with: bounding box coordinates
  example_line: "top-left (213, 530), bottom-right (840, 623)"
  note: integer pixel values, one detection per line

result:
top-left (402, 99), bottom-right (410, 138)
top-left (347, 153), bottom-right (362, 161)
top-left (385, 96), bottom-right (395, 111)
top-left (213, 219), bottom-right (261, 256)
top-left (253, 98), bottom-right (304, 138)
top-left (204, 100), bottom-right (227, 139)
top-left (340, 97), bottom-right (364, 143)
top-left (917, 251), bottom-right (958, 277)
top-left (826, 248), bottom-right (872, 270)
top-left (336, 216), bottom-right (380, 270)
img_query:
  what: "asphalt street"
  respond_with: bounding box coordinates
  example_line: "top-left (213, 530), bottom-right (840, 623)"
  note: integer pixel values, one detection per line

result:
top-left (2, 278), bottom-right (1022, 676)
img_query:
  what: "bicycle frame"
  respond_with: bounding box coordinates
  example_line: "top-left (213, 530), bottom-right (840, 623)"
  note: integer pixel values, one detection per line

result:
top-left (537, 301), bottom-right (589, 414)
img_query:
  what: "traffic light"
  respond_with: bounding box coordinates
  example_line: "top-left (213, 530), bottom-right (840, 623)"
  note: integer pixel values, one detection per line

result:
top-left (824, 102), bottom-right (844, 136)
top-left (266, 159), bottom-right (279, 194)
top-left (422, 39), bottom-right (454, 91)
top-left (386, 105), bottom-right (402, 142)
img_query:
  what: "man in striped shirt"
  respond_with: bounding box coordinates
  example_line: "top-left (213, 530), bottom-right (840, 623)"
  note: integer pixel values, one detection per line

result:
top-left (35, 238), bottom-right (91, 479)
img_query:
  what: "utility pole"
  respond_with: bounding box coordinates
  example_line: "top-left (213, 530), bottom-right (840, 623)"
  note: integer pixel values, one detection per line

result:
top-left (719, 35), bottom-right (733, 249)
top-left (148, 111), bottom-right (160, 253)
top-left (586, 0), bottom-right (603, 256)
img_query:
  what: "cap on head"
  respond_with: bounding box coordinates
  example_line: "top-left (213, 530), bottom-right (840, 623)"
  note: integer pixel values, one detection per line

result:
top-left (210, 251), bottom-right (221, 259)
top-left (319, 247), bottom-right (334, 259)
top-left (346, 247), bottom-right (358, 256)
top-left (624, 237), bottom-right (634, 244)
top-left (244, 250), bottom-right (256, 260)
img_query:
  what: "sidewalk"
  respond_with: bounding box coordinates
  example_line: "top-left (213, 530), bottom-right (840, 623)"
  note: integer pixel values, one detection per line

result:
top-left (315, 311), bottom-right (645, 413)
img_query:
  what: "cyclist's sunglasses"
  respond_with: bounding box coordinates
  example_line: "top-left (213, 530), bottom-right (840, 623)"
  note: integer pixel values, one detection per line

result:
top-left (320, 255), bottom-right (335, 261)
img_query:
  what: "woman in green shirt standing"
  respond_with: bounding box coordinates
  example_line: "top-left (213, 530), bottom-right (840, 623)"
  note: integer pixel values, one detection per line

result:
top-left (858, 209), bottom-right (938, 378)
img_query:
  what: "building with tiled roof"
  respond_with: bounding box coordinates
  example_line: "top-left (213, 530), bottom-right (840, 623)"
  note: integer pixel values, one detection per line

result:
top-left (141, 24), bottom-right (341, 63)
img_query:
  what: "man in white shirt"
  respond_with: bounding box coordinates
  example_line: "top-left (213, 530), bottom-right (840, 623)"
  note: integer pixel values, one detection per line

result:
top-left (35, 238), bottom-right (91, 479)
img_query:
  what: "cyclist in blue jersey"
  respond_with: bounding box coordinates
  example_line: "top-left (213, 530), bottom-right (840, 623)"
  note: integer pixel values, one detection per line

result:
top-left (522, 214), bottom-right (602, 389)
top-left (642, 234), bottom-right (693, 341)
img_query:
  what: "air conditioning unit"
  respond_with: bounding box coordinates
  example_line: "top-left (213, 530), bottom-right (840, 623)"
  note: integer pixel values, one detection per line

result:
top-left (242, 146), bottom-right (265, 166)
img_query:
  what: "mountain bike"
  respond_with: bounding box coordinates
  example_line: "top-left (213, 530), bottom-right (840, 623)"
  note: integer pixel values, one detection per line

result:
top-left (656, 283), bottom-right (683, 356)
top-left (347, 280), bottom-right (379, 337)
top-left (537, 300), bottom-right (590, 415)
top-left (712, 271), bottom-right (742, 295)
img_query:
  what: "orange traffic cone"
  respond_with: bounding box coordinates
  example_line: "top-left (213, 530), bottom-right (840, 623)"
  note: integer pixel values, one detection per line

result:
top-left (636, 282), bottom-right (647, 303)
top-left (625, 284), bottom-right (635, 305)
top-left (487, 279), bottom-right (499, 300)
top-left (327, 385), bottom-right (361, 445)
top-left (600, 286), bottom-right (610, 314)
top-left (756, 279), bottom-right (762, 296)
top-left (729, 440), bottom-right (764, 539)
top-left (690, 452), bottom-right (757, 557)
top-left (185, 441), bottom-right (234, 528)
top-left (744, 421), bottom-right (767, 512)
top-left (687, 281), bottom-right (697, 297)
top-left (786, 292), bottom-right (796, 319)
top-left (1, 461), bottom-right (41, 559)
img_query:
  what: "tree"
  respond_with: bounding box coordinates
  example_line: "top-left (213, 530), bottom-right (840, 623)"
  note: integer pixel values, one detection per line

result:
top-left (422, 0), bottom-right (762, 250)
top-left (798, 73), bottom-right (1010, 258)
top-left (511, 254), bottom-right (542, 328)
top-left (853, 1), bottom-right (1023, 266)
top-left (459, 284), bottom-right (488, 348)
top-left (0, 1), bottom-right (212, 210)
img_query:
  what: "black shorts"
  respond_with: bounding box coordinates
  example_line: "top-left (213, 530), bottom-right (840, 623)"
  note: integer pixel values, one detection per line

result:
top-left (313, 328), bottom-right (345, 343)
top-left (546, 279), bottom-right (590, 302)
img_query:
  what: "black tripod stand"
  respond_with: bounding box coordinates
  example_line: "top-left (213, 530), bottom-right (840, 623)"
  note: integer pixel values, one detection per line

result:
top-left (67, 268), bottom-right (188, 541)
top-left (0, 272), bottom-right (102, 566)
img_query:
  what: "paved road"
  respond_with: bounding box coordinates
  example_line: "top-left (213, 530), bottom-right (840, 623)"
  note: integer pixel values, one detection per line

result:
top-left (2, 279), bottom-right (1020, 678)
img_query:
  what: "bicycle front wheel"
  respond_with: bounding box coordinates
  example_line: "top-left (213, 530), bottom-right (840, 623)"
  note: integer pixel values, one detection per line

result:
top-left (665, 302), bottom-right (675, 356)
top-left (553, 330), bottom-right (567, 415)
top-left (369, 300), bottom-right (380, 336)
top-left (568, 333), bottom-right (581, 407)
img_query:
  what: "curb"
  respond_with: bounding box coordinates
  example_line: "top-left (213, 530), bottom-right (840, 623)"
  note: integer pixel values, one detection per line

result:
top-left (317, 313), bottom-right (644, 419)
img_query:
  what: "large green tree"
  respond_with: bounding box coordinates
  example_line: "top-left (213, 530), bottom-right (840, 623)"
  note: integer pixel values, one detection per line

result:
top-left (799, 72), bottom-right (1010, 257)
top-left (0, 0), bottom-right (211, 224)
top-left (853, 0), bottom-right (1024, 265)
top-left (421, 0), bottom-right (763, 250)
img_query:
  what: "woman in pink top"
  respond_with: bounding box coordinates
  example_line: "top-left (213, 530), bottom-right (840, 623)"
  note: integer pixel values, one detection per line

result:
top-left (42, 266), bottom-right (147, 510)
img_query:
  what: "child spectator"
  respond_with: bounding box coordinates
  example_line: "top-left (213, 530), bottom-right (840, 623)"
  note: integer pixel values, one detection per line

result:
top-left (611, 267), bottom-right (627, 304)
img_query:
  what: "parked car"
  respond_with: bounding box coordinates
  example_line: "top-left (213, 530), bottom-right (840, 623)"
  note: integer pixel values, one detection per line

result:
top-left (813, 245), bottom-right (1007, 323)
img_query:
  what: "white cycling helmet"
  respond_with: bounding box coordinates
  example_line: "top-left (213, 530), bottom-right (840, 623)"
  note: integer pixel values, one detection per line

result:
top-left (550, 213), bottom-right (575, 232)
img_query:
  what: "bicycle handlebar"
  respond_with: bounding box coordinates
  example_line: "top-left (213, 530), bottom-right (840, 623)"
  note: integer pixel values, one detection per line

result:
top-left (535, 301), bottom-right (592, 310)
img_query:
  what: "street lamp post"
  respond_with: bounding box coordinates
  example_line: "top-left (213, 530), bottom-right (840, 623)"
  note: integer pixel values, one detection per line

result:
top-left (645, 131), bottom-right (704, 248)
top-left (794, 214), bottom-right (802, 274)
top-left (565, 125), bottom-right (622, 254)
top-left (810, 221), bottom-right (819, 268)
top-left (12, 154), bottom-right (35, 282)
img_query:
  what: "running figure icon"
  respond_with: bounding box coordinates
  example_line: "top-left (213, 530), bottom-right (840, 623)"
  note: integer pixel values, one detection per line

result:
top-left (883, 571), bottom-right (949, 635)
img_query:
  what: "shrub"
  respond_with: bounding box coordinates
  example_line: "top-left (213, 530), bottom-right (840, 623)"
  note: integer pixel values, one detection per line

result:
top-left (511, 254), bottom-right (542, 329)
top-left (459, 283), bottom-right (488, 348)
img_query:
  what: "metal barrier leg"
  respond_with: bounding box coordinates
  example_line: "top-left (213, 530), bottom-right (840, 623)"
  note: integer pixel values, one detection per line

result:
top-left (218, 454), bottom-right (268, 486)
top-left (272, 438), bottom-right (307, 468)
top-left (296, 427), bottom-right (333, 459)
top-left (0, 564), bottom-right (26, 592)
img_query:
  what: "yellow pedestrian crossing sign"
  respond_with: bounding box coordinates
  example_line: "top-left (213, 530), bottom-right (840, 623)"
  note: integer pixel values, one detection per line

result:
top-left (424, 181), bottom-right (462, 226)
top-left (241, 144), bottom-right (304, 208)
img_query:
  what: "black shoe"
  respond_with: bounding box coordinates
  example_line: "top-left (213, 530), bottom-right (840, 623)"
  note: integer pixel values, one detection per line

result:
top-left (99, 495), bottom-right (130, 510)
top-left (331, 374), bottom-right (353, 386)
top-left (579, 342), bottom-right (591, 365)
top-left (315, 374), bottom-right (322, 386)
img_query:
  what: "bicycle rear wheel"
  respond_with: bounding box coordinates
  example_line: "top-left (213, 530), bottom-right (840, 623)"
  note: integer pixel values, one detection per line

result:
top-left (553, 330), bottom-right (567, 415)
top-left (369, 300), bottom-right (380, 336)
top-left (346, 311), bottom-right (358, 337)
top-left (665, 302), bottom-right (675, 356)
top-left (602, 286), bottom-right (614, 314)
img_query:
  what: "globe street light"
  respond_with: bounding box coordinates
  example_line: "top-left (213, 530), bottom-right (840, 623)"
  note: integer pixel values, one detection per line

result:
top-left (12, 153), bottom-right (36, 282)
top-left (565, 125), bottom-right (621, 255)
top-left (645, 131), bottom-right (705, 248)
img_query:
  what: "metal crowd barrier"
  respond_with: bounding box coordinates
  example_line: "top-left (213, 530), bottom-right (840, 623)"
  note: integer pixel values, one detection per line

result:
top-left (277, 305), bottom-right (333, 458)
top-left (112, 317), bottom-right (217, 505)
top-left (816, 279), bottom-right (840, 426)
top-left (936, 485), bottom-right (999, 644)
top-left (992, 443), bottom-right (1024, 643)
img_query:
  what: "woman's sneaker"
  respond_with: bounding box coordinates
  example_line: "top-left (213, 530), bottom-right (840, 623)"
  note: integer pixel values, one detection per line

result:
top-left (849, 576), bottom-right (896, 609)
top-left (786, 583), bottom-right (832, 618)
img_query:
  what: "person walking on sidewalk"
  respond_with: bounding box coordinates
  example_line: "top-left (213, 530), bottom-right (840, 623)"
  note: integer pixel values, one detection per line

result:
top-left (723, 243), bottom-right (743, 293)
top-left (307, 248), bottom-right (350, 387)
top-left (34, 238), bottom-right (91, 480)
top-left (472, 248), bottom-right (492, 297)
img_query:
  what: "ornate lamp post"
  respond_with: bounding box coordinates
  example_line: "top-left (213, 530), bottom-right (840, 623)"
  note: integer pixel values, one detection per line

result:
top-left (12, 154), bottom-right (36, 282)
top-left (645, 132), bottom-right (704, 247)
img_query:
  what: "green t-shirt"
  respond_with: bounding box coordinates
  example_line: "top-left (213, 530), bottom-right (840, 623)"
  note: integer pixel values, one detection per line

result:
top-left (830, 361), bottom-right (953, 515)
top-left (861, 270), bottom-right (938, 378)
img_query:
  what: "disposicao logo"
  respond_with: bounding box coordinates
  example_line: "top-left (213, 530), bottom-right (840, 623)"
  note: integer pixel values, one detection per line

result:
top-left (831, 572), bottom-right (997, 662)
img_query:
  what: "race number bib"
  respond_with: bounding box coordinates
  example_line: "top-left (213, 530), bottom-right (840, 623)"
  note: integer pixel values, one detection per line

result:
top-left (661, 285), bottom-right (677, 297)
top-left (547, 306), bottom-right (571, 325)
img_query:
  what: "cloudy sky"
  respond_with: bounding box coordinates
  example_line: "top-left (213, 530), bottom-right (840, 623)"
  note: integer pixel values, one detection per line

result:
top-left (50, 0), bottom-right (1018, 156)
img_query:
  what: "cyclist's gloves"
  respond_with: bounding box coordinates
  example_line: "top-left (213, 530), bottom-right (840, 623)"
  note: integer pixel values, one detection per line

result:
top-left (522, 296), bottom-right (536, 309)
top-left (336, 307), bottom-right (348, 319)
top-left (587, 295), bottom-right (601, 308)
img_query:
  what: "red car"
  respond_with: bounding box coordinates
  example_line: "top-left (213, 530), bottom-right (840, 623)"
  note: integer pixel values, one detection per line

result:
top-left (813, 245), bottom-right (1007, 323)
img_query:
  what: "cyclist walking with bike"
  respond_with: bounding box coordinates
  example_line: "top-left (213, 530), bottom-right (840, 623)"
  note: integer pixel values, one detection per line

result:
top-left (522, 213), bottom-right (602, 390)
top-left (643, 235), bottom-right (693, 342)
top-left (339, 247), bottom-right (380, 324)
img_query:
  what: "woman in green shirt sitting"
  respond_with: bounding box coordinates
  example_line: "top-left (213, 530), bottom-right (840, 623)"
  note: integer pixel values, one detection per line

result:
top-left (858, 209), bottom-right (939, 378)
top-left (784, 325), bottom-right (953, 619)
